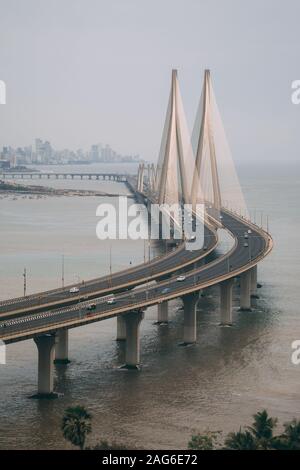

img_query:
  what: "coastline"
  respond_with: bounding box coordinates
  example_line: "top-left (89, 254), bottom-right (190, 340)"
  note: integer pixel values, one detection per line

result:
top-left (0, 181), bottom-right (132, 198)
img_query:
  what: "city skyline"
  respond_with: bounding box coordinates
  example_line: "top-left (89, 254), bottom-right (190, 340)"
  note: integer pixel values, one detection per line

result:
top-left (0, 137), bottom-right (142, 166)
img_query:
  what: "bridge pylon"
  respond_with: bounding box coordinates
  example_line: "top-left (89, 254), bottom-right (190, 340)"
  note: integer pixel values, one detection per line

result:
top-left (147, 163), bottom-right (156, 194)
top-left (156, 70), bottom-right (192, 206)
top-left (191, 70), bottom-right (221, 214)
top-left (191, 69), bottom-right (249, 220)
top-left (137, 163), bottom-right (145, 192)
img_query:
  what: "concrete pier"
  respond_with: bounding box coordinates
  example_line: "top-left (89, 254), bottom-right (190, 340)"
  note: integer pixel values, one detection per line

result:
top-left (54, 329), bottom-right (70, 364)
top-left (220, 278), bottom-right (234, 325)
top-left (250, 265), bottom-right (258, 297)
top-left (157, 301), bottom-right (168, 323)
top-left (240, 269), bottom-right (252, 311)
top-left (200, 288), bottom-right (209, 297)
top-left (33, 335), bottom-right (57, 398)
top-left (116, 316), bottom-right (126, 341)
top-left (123, 310), bottom-right (144, 369)
top-left (182, 293), bottom-right (199, 344)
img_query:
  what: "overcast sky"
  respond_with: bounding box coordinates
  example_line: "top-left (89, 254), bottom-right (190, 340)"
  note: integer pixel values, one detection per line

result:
top-left (0, 0), bottom-right (299, 163)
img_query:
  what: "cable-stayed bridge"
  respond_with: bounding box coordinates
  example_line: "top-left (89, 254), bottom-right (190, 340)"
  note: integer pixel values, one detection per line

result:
top-left (0, 70), bottom-right (272, 397)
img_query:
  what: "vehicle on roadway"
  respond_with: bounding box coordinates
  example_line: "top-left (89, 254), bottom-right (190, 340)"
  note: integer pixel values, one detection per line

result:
top-left (106, 296), bottom-right (116, 305)
top-left (87, 303), bottom-right (96, 311)
top-left (69, 287), bottom-right (79, 294)
top-left (244, 242), bottom-right (249, 248)
top-left (161, 287), bottom-right (170, 294)
top-left (244, 233), bottom-right (249, 239)
top-left (176, 275), bottom-right (186, 282)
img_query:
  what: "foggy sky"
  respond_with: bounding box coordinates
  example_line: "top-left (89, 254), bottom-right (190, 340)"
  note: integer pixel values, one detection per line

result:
top-left (0, 0), bottom-right (299, 163)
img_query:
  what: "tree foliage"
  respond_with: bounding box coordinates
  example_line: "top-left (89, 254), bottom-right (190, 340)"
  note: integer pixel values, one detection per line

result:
top-left (189, 410), bottom-right (300, 450)
top-left (62, 406), bottom-right (92, 450)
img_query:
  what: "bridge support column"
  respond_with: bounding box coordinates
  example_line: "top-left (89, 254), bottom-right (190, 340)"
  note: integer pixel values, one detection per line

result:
top-left (123, 311), bottom-right (144, 369)
top-left (220, 278), bottom-right (234, 325)
top-left (157, 301), bottom-right (168, 323)
top-left (54, 329), bottom-right (70, 364)
top-left (33, 335), bottom-right (57, 398)
top-left (240, 270), bottom-right (252, 311)
top-left (182, 293), bottom-right (199, 344)
top-left (116, 316), bottom-right (126, 341)
top-left (250, 265), bottom-right (258, 297)
top-left (200, 288), bottom-right (208, 297)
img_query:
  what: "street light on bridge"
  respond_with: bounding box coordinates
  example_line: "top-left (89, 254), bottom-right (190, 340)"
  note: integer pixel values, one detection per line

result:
top-left (23, 267), bottom-right (27, 297)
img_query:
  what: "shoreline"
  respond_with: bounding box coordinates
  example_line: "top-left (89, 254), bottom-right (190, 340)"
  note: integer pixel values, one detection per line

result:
top-left (0, 181), bottom-right (133, 198)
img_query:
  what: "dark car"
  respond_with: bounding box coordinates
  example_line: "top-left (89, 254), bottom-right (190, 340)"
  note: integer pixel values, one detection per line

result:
top-left (161, 287), bottom-right (170, 294)
top-left (87, 303), bottom-right (96, 311)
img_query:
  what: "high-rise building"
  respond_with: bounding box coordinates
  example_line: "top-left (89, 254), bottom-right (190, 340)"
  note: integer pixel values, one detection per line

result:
top-left (90, 143), bottom-right (103, 161)
top-left (34, 139), bottom-right (52, 163)
top-left (35, 138), bottom-right (43, 162)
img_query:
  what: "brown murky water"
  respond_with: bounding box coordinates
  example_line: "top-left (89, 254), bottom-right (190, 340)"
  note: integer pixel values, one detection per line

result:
top-left (0, 163), bottom-right (299, 449)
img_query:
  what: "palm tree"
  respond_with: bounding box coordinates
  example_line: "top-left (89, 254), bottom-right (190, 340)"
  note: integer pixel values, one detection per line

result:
top-left (188, 411), bottom-right (300, 450)
top-left (273, 419), bottom-right (300, 450)
top-left (224, 429), bottom-right (258, 450)
top-left (62, 406), bottom-right (92, 450)
top-left (224, 410), bottom-right (277, 450)
top-left (247, 410), bottom-right (277, 449)
top-left (188, 431), bottom-right (220, 450)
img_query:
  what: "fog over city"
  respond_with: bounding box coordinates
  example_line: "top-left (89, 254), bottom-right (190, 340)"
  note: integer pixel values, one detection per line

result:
top-left (0, 0), bottom-right (299, 164)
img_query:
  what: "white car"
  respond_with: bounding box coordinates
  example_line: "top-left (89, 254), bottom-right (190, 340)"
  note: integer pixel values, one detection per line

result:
top-left (244, 242), bottom-right (249, 248)
top-left (244, 233), bottom-right (249, 239)
top-left (177, 275), bottom-right (186, 282)
top-left (247, 229), bottom-right (252, 234)
top-left (106, 297), bottom-right (116, 305)
top-left (69, 287), bottom-right (79, 294)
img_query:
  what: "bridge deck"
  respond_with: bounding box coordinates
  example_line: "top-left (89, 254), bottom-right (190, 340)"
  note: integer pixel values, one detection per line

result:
top-left (0, 210), bottom-right (272, 344)
top-left (0, 225), bottom-right (217, 319)
top-left (0, 172), bottom-right (128, 180)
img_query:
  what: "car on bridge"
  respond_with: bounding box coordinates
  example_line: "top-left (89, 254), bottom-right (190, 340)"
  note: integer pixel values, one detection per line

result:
top-left (106, 296), bottom-right (116, 305)
top-left (69, 287), bottom-right (79, 294)
top-left (177, 275), bottom-right (186, 282)
top-left (161, 287), bottom-right (170, 294)
top-left (87, 303), bottom-right (96, 311)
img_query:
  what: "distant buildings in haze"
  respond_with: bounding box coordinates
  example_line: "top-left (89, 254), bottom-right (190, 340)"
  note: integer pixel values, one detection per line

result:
top-left (0, 139), bottom-right (142, 166)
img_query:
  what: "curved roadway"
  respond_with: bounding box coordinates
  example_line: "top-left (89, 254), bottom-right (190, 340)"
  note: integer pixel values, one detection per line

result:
top-left (0, 225), bottom-right (217, 318)
top-left (0, 210), bottom-right (272, 344)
